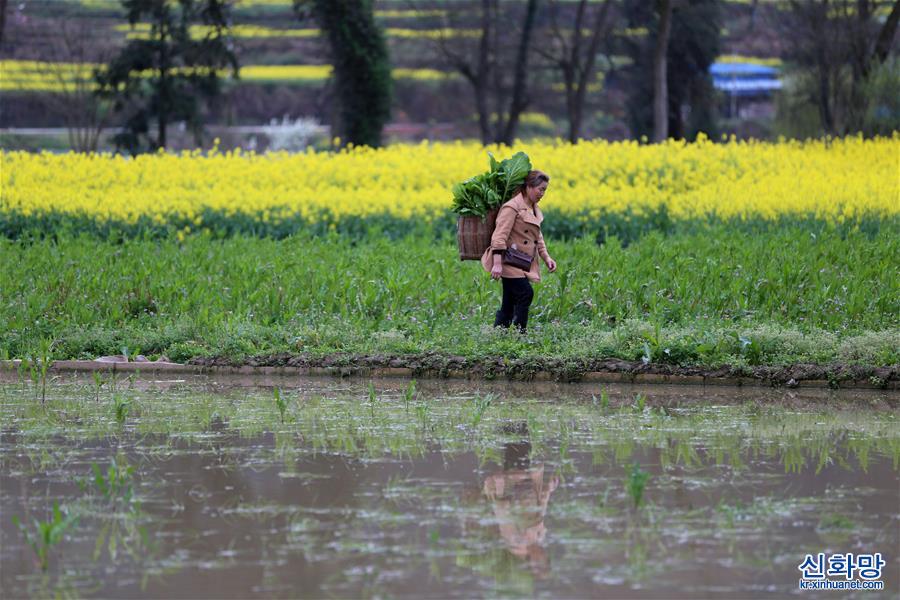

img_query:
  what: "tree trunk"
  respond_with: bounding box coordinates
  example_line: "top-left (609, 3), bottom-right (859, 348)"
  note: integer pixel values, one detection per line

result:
top-left (475, 81), bottom-right (491, 145)
top-left (668, 82), bottom-right (685, 139)
top-left (312, 0), bottom-right (392, 147)
top-left (816, 64), bottom-right (835, 134)
top-left (0, 0), bottom-right (7, 46)
top-left (653, 0), bottom-right (673, 142)
top-left (500, 0), bottom-right (539, 145)
top-left (565, 65), bottom-right (579, 143)
top-left (570, 0), bottom-right (611, 142)
top-left (158, 28), bottom-right (168, 149)
top-left (476, 0), bottom-right (493, 144)
top-left (564, 0), bottom-right (587, 143)
top-left (848, 0), bottom-right (871, 85)
top-left (868, 0), bottom-right (900, 75)
top-left (846, 0), bottom-right (872, 131)
top-left (811, 13), bottom-right (835, 137)
top-left (158, 108), bottom-right (167, 149)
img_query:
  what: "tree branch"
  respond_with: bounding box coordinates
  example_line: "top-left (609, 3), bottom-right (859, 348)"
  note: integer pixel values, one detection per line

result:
top-left (870, 0), bottom-right (900, 71)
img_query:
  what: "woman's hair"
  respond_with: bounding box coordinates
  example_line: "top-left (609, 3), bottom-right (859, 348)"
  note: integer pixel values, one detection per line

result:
top-left (519, 170), bottom-right (550, 197)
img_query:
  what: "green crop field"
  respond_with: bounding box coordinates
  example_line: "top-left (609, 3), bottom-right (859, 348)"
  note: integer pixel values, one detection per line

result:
top-left (3, 224), bottom-right (897, 370)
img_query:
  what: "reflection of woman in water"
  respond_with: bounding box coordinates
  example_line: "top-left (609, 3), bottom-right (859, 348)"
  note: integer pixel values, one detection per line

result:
top-left (482, 441), bottom-right (559, 578)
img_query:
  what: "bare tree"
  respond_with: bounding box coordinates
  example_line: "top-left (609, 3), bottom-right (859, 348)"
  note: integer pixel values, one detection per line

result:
top-left (432, 0), bottom-right (540, 145)
top-left (537, 0), bottom-right (613, 142)
top-left (18, 19), bottom-right (115, 151)
top-left (502, 0), bottom-right (539, 143)
top-left (849, 0), bottom-right (899, 132)
top-left (652, 0), bottom-right (673, 142)
top-left (784, 0), bottom-right (899, 134)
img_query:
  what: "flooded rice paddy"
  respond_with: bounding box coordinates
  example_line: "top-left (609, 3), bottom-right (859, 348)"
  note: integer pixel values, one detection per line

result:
top-left (1, 374), bottom-right (898, 598)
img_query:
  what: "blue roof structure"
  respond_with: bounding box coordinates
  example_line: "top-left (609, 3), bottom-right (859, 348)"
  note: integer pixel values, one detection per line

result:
top-left (711, 61), bottom-right (782, 97)
top-left (710, 63), bottom-right (779, 77)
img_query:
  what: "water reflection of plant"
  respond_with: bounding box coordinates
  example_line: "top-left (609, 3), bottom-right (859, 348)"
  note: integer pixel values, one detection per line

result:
top-left (3, 383), bottom-right (898, 475)
top-left (75, 456), bottom-right (153, 563)
top-left (89, 507), bottom-right (151, 563)
top-left (18, 567), bottom-right (103, 600)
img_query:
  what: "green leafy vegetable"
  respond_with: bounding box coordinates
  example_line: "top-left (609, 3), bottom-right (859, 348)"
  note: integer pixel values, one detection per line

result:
top-left (451, 151), bottom-right (532, 218)
top-left (491, 151), bottom-right (531, 204)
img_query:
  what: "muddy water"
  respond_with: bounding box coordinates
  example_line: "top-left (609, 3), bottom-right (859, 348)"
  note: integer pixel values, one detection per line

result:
top-left (1, 376), bottom-right (897, 598)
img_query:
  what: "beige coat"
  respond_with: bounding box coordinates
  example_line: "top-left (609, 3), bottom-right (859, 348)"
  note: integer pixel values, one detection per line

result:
top-left (481, 193), bottom-right (550, 282)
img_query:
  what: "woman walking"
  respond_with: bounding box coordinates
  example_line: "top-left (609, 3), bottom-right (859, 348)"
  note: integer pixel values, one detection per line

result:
top-left (481, 170), bottom-right (557, 334)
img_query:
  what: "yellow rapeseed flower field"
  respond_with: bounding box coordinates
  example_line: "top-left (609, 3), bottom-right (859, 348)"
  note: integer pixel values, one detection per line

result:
top-left (1, 136), bottom-right (897, 227)
top-left (75, 0), bottom-right (446, 17)
top-left (115, 23), bottom-right (478, 40)
top-left (0, 60), bottom-right (452, 92)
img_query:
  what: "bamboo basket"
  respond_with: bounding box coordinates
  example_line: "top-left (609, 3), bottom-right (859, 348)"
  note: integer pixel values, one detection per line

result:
top-left (456, 209), bottom-right (499, 260)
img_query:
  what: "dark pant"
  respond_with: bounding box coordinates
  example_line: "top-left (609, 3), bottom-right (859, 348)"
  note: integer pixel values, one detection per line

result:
top-left (494, 277), bottom-right (534, 333)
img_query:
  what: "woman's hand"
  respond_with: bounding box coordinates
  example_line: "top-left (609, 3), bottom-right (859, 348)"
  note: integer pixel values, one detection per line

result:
top-left (491, 264), bottom-right (503, 280)
top-left (546, 256), bottom-right (557, 272)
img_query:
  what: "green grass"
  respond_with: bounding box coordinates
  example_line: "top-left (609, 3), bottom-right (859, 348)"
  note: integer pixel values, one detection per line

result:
top-left (1, 223), bottom-right (897, 368)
